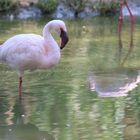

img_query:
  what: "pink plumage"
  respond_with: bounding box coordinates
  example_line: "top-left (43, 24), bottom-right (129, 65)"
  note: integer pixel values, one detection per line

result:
top-left (0, 20), bottom-right (69, 96)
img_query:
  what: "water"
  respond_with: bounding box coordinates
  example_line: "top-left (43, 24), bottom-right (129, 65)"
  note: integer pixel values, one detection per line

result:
top-left (0, 17), bottom-right (140, 140)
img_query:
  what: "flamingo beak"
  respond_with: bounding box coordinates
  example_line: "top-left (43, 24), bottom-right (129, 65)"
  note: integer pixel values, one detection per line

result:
top-left (60, 28), bottom-right (69, 49)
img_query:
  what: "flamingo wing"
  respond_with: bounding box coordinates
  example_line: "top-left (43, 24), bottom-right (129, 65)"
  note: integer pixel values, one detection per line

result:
top-left (0, 34), bottom-right (45, 70)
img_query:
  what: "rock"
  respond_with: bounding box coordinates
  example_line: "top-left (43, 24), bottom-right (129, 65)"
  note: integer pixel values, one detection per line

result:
top-left (16, 6), bottom-right (42, 20)
top-left (53, 4), bottom-right (75, 19)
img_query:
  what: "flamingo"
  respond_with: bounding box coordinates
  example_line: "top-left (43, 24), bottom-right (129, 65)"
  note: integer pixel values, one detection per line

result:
top-left (0, 20), bottom-right (69, 97)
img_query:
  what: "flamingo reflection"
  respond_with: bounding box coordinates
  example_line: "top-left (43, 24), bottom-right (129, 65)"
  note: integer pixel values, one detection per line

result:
top-left (1, 98), bottom-right (54, 140)
top-left (88, 69), bottom-right (140, 97)
top-left (118, 25), bottom-right (134, 66)
top-left (118, 1), bottom-right (134, 66)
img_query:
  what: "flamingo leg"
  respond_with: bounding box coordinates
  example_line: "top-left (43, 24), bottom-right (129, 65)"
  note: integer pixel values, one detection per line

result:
top-left (125, 1), bottom-right (135, 31)
top-left (19, 77), bottom-right (22, 97)
top-left (118, 0), bottom-right (135, 32)
top-left (118, 0), bottom-right (124, 33)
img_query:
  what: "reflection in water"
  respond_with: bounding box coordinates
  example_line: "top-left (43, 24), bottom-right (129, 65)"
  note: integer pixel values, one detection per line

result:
top-left (90, 16), bottom-right (137, 97)
top-left (88, 69), bottom-right (140, 97)
top-left (123, 97), bottom-right (140, 140)
top-left (118, 14), bottom-right (134, 66)
top-left (0, 98), bottom-right (54, 140)
top-left (0, 17), bottom-right (140, 140)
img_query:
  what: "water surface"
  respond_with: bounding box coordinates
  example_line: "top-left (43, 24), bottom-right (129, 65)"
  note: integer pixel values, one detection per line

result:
top-left (0, 17), bottom-right (140, 140)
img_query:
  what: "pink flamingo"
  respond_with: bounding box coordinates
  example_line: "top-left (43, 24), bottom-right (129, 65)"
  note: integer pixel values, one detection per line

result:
top-left (0, 20), bottom-right (69, 97)
top-left (118, 0), bottom-right (135, 33)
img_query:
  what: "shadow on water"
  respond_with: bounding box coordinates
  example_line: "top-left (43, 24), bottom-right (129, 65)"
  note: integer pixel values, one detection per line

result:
top-left (0, 97), bottom-right (54, 140)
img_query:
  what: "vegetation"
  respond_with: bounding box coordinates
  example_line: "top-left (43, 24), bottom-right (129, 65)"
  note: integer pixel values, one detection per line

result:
top-left (94, 0), bottom-right (119, 15)
top-left (0, 0), bottom-right (137, 18)
top-left (61, 0), bottom-right (88, 17)
top-left (37, 0), bottom-right (58, 14)
top-left (0, 0), bottom-right (18, 12)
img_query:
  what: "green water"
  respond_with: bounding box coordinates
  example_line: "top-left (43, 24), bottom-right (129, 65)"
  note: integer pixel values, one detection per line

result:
top-left (0, 17), bottom-right (140, 140)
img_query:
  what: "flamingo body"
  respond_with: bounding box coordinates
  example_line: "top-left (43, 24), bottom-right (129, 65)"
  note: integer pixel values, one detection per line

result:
top-left (0, 34), bottom-right (60, 76)
top-left (0, 20), bottom-right (69, 96)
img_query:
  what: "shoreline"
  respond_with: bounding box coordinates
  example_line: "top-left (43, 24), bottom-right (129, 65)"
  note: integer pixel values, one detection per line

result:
top-left (0, 1), bottom-right (140, 20)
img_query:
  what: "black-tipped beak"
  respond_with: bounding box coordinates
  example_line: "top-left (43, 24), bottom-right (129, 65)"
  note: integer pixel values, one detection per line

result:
top-left (60, 28), bottom-right (69, 49)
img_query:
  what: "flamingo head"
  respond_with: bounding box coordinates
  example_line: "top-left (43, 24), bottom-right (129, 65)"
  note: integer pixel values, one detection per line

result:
top-left (54, 20), bottom-right (69, 49)
top-left (45, 20), bottom-right (69, 49)
top-left (60, 27), bottom-right (69, 49)
top-left (48, 20), bottom-right (69, 49)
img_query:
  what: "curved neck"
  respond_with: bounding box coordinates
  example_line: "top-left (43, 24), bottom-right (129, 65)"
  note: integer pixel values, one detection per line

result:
top-left (43, 24), bottom-right (53, 42)
top-left (42, 24), bottom-right (60, 51)
top-left (41, 23), bottom-right (60, 68)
